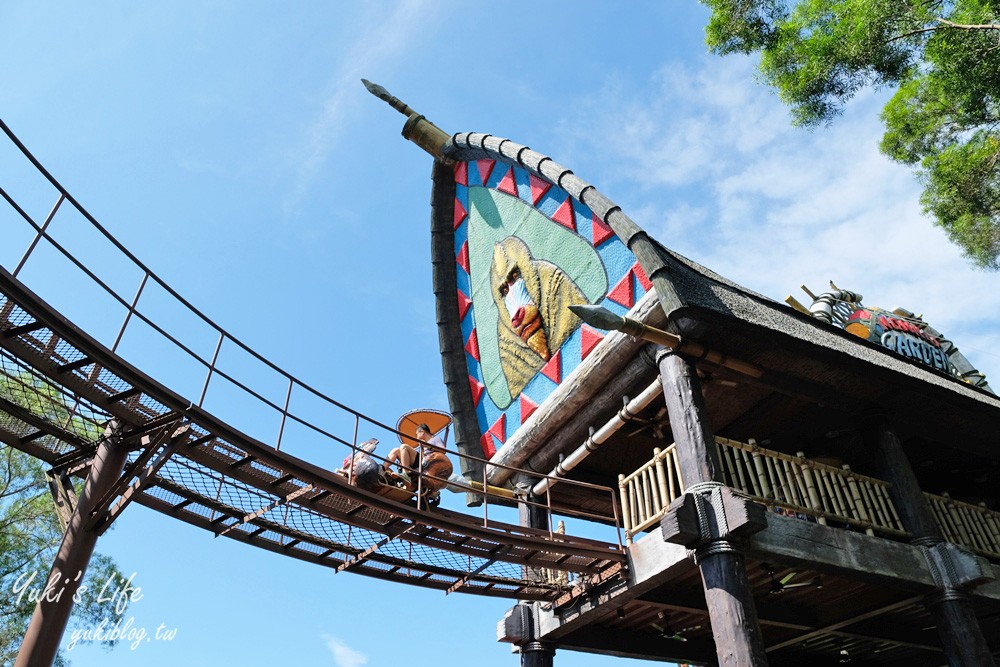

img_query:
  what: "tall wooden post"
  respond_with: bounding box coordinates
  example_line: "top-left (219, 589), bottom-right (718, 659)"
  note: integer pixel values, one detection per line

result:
top-left (16, 422), bottom-right (129, 667)
top-left (520, 641), bottom-right (554, 667)
top-left (657, 350), bottom-right (769, 666)
top-left (862, 414), bottom-right (996, 667)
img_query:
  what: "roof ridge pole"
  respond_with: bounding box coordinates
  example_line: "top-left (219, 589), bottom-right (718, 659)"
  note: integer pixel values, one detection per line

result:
top-left (860, 413), bottom-right (997, 667)
top-left (16, 420), bottom-right (131, 667)
top-left (656, 349), bottom-right (769, 667)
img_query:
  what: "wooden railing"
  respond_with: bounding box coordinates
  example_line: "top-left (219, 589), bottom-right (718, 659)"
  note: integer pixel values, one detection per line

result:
top-left (618, 438), bottom-right (1000, 560)
top-left (714, 437), bottom-right (907, 537)
top-left (927, 492), bottom-right (1000, 560)
top-left (619, 437), bottom-right (907, 543)
top-left (618, 445), bottom-right (683, 545)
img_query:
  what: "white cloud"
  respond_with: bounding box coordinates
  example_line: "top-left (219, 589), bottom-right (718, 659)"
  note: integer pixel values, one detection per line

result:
top-left (557, 55), bottom-right (1000, 386)
top-left (284, 0), bottom-right (441, 216)
top-left (323, 635), bottom-right (368, 667)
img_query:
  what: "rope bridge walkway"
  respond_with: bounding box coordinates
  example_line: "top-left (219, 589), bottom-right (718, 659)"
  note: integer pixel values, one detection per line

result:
top-left (0, 119), bottom-right (625, 602)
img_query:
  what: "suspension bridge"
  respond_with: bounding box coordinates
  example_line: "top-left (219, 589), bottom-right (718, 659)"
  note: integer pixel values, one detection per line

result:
top-left (0, 115), bottom-right (627, 663)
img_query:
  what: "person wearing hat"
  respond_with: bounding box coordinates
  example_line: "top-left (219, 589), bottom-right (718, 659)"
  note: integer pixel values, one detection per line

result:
top-left (384, 424), bottom-right (450, 490)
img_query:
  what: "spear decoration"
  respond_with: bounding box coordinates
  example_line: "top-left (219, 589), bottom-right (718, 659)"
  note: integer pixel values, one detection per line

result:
top-left (361, 79), bottom-right (451, 161)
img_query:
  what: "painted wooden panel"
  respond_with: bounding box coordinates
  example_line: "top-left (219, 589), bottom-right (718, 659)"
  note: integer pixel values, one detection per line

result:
top-left (452, 159), bottom-right (651, 456)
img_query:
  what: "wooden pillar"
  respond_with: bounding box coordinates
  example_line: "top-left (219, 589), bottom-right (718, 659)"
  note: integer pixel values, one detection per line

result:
top-left (16, 422), bottom-right (129, 667)
top-left (520, 494), bottom-right (549, 533)
top-left (512, 479), bottom-right (557, 665)
top-left (862, 415), bottom-right (996, 667)
top-left (520, 642), bottom-right (555, 667)
top-left (513, 473), bottom-right (552, 585)
top-left (658, 350), bottom-right (769, 666)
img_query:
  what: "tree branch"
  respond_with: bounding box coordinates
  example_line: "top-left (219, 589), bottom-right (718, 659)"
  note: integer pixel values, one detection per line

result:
top-left (889, 15), bottom-right (1000, 44)
top-left (888, 25), bottom-right (942, 42)
top-left (934, 17), bottom-right (1000, 31)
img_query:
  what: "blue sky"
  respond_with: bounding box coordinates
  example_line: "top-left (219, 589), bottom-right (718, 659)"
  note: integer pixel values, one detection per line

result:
top-left (2, 2), bottom-right (998, 666)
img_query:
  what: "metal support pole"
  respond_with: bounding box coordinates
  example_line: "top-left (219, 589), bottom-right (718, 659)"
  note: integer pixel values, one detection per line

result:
top-left (657, 350), bottom-right (769, 667)
top-left (45, 470), bottom-right (78, 533)
top-left (861, 414), bottom-right (997, 667)
top-left (16, 421), bottom-right (130, 667)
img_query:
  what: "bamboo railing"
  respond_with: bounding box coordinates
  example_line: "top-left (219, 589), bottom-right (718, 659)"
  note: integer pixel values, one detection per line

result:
top-left (926, 492), bottom-right (1000, 560)
top-left (618, 438), bottom-right (1000, 560)
top-left (713, 437), bottom-right (907, 538)
top-left (618, 445), bottom-right (684, 545)
top-left (618, 438), bottom-right (907, 543)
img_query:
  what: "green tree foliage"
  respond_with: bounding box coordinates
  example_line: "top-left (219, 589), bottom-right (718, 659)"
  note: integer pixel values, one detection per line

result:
top-left (703, 0), bottom-right (1000, 268)
top-left (0, 371), bottom-right (131, 664)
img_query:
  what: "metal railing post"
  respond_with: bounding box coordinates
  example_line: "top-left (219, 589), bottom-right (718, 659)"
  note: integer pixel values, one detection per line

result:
top-left (198, 331), bottom-right (225, 407)
top-left (610, 483), bottom-right (624, 550)
top-left (275, 376), bottom-right (294, 451)
top-left (545, 486), bottom-right (554, 539)
top-left (111, 271), bottom-right (149, 352)
top-left (13, 193), bottom-right (64, 277)
top-left (347, 414), bottom-right (359, 487)
top-left (482, 464), bottom-right (489, 528)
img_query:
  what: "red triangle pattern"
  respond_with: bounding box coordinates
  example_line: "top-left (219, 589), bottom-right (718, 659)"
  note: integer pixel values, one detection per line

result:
top-left (488, 413), bottom-right (506, 446)
top-left (592, 213), bottom-right (614, 247)
top-left (454, 161), bottom-right (468, 186)
top-left (552, 198), bottom-right (575, 231)
top-left (457, 290), bottom-right (472, 320)
top-left (634, 262), bottom-right (652, 291)
top-left (529, 174), bottom-right (552, 206)
top-left (465, 328), bottom-right (480, 362)
top-left (520, 394), bottom-right (538, 424)
top-left (454, 198), bottom-right (467, 230)
top-left (456, 241), bottom-right (469, 273)
top-left (480, 432), bottom-right (496, 458)
top-left (469, 375), bottom-right (485, 406)
top-left (540, 350), bottom-right (561, 384)
top-left (497, 167), bottom-right (517, 196)
top-left (476, 159), bottom-right (495, 186)
top-left (607, 271), bottom-right (635, 309)
top-left (580, 326), bottom-right (604, 361)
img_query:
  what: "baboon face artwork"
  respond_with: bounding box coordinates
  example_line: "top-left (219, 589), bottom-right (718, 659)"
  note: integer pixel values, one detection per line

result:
top-left (489, 236), bottom-right (588, 400)
top-left (452, 159), bottom-right (650, 454)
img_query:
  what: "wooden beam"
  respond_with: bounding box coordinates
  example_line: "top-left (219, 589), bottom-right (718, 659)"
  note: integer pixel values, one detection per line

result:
top-left (766, 596), bottom-right (923, 653)
top-left (556, 625), bottom-right (718, 665)
top-left (639, 588), bottom-right (943, 651)
top-left (639, 588), bottom-right (814, 631)
top-left (746, 513), bottom-right (937, 591)
top-left (863, 417), bottom-right (941, 539)
top-left (538, 510), bottom-right (1000, 652)
top-left (537, 535), bottom-right (692, 641)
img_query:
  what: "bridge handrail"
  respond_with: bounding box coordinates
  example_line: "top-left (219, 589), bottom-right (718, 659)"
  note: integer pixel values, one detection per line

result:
top-left (0, 118), bottom-right (428, 447)
top-left (0, 119), bottom-right (628, 593)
